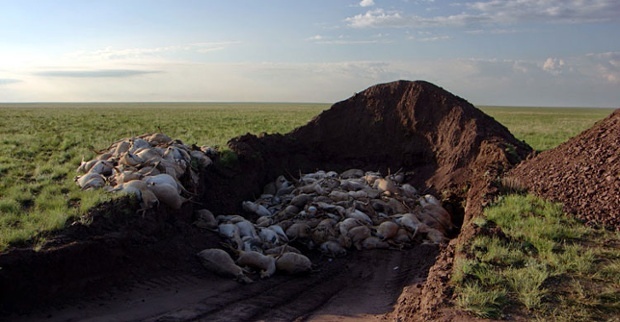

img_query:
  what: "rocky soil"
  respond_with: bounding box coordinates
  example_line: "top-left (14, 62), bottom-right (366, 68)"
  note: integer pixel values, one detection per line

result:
top-left (510, 109), bottom-right (620, 230)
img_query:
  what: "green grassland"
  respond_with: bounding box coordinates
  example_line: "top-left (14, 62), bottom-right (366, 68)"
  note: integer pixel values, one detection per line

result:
top-left (479, 106), bottom-right (614, 151)
top-left (0, 103), bottom-right (615, 253)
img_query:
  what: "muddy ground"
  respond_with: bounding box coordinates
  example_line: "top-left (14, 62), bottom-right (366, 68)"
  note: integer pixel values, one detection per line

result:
top-left (1, 80), bottom-right (542, 321)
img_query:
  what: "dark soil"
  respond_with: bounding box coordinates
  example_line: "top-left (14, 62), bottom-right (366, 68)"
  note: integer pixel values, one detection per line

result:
top-left (0, 80), bottom-right (531, 321)
top-left (510, 109), bottom-right (620, 231)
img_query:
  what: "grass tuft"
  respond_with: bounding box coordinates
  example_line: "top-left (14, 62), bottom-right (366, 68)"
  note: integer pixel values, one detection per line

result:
top-left (453, 194), bottom-right (620, 319)
top-left (456, 283), bottom-right (507, 319)
top-left (498, 176), bottom-right (527, 195)
top-left (505, 263), bottom-right (549, 310)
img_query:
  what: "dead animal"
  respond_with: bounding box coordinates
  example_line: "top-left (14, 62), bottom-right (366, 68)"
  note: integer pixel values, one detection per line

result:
top-left (75, 172), bottom-right (106, 190)
top-left (285, 222), bottom-right (312, 241)
top-left (194, 209), bottom-right (218, 230)
top-left (236, 250), bottom-right (277, 279)
top-left (196, 248), bottom-right (253, 283)
top-left (374, 221), bottom-right (399, 240)
top-left (347, 225), bottom-right (372, 250)
top-left (320, 240), bottom-right (347, 257)
top-left (146, 182), bottom-right (187, 209)
top-left (362, 236), bottom-right (390, 249)
top-left (242, 200), bottom-right (272, 217)
top-left (264, 244), bottom-right (302, 255)
top-left (276, 252), bottom-right (313, 275)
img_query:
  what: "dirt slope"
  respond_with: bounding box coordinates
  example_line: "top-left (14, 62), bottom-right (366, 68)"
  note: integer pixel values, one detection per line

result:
top-left (206, 80), bottom-right (530, 220)
top-left (510, 109), bottom-right (620, 230)
top-left (1, 80), bottom-right (531, 321)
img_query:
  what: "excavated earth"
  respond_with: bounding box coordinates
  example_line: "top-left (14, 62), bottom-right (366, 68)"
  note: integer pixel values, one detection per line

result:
top-left (0, 80), bottom-right (532, 321)
top-left (510, 109), bottom-right (620, 231)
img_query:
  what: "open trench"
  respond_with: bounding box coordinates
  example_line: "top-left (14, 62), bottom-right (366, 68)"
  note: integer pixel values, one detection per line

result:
top-left (0, 80), bottom-right (531, 321)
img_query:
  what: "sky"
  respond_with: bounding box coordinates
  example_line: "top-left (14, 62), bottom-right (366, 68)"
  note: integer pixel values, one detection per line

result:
top-left (0, 0), bottom-right (619, 107)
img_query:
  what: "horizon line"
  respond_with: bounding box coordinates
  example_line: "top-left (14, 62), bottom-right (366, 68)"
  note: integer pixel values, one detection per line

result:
top-left (0, 101), bottom-right (616, 109)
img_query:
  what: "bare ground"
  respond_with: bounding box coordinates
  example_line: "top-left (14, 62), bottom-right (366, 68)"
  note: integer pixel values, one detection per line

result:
top-left (7, 245), bottom-right (439, 322)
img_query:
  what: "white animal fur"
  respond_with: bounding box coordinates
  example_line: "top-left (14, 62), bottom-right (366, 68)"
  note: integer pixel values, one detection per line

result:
top-left (242, 201), bottom-right (272, 217)
top-left (276, 252), bottom-right (312, 274)
top-left (196, 248), bottom-right (253, 283)
top-left (236, 250), bottom-right (277, 279)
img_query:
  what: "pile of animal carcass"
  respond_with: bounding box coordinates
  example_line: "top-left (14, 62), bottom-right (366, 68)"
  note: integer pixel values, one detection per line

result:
top-left (196, 168), bottom-right (456, 283)
top-left (74, 132), bottom-right (215, 212)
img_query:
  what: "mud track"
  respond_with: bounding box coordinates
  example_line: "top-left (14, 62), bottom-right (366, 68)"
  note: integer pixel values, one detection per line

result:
top-left (11, 245), bottom-right (438, 322)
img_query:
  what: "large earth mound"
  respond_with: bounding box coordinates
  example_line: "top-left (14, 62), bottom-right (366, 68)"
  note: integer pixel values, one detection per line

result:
top-left (510, 109), bottom-right (620, 230)
top-left (205, 80), bottom-right (531, 224)
top-left (1, 80), bottom-right (532, 320)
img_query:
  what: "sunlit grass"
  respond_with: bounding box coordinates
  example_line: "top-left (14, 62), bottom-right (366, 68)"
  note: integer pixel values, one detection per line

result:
top-left (453, 194), bottom-right (620, 319)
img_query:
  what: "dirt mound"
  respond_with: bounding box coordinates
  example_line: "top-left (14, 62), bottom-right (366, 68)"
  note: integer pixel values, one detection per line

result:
top-left (511, 109), bottom-right (620, 230)
top-left (206, 80), bottom-right (530, 221)
top-left (1, 80), bottom-right (531, 320)
top-left (204, 80), bottom-right (532, 320)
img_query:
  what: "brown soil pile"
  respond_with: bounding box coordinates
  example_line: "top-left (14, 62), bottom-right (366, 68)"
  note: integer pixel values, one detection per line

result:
top-left (205, 80), bottom-right (531, 223)
top-left (1, 80), bottom-right (531, 320)
top-left (511, 109), bottom-right (620, 230)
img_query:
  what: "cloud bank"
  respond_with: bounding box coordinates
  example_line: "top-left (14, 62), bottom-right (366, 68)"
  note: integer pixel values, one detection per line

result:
top-left (34, 69), bottom-right (160, 78)
top-left (2, 50), bottom-right (617, 107)
top-left (345, 0), bottom-right (620, 28)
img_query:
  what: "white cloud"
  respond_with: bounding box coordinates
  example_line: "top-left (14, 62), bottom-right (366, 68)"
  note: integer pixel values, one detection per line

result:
top-left (307, 34), bottom-right (388, 45)
top-left (69, 42), bottom-right (240, 61)
top-left (542, 57), bottom-right (566, 75)
top-left (345, 0), bottom-right (620, 28)
top-left (465, 28), bottom-right (525, 35)
top-left (34, 69), bottom-right (160, 78)
top-left (307, 35), bottom-right (324, 41)
top-left (345, 9), bottom-right (405, 28)
top-left (466, 0), bottom-right (620, 24)
top-left (360, 0), bottom-right (375, 7)
top-left (346, 9), bottom-right (490, 28)
top-left (408, 35), bottom-right (451, 42)
top-left (586, 52), bottom-right (620, 84)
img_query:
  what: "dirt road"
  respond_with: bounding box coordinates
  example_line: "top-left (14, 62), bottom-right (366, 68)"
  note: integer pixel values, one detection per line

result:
top-left (10, 244), bottom-right (438, 322)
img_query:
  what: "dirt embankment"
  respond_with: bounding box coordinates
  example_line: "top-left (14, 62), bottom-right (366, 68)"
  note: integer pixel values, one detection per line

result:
top-left (205, 80), bottom-right (530, 221)
top-left (1, 80), bottom-right (531, 321)
top-left (510, 109), bottom-right (620, 230)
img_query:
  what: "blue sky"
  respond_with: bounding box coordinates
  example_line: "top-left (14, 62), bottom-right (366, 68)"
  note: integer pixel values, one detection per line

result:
top-left (1, 0), bottom-right (619, 107)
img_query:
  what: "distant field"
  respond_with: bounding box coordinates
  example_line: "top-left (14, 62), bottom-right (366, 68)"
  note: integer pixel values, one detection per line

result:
top-left (0, 103), bottom-right (615, 251)
top-left (479, 106), bottom-right (615, 151)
